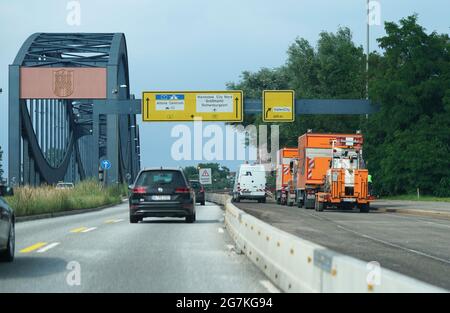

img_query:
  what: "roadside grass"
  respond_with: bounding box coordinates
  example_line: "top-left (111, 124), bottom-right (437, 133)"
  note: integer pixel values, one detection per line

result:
top-left (4, 180), bottom-right (128, 217)
top-left (381, 195), bottom-right (450, 202)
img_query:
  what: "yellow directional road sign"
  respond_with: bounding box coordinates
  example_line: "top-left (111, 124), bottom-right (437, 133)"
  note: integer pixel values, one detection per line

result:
top-left (262, 90), bottom-right (295, 122)
top-left (142, 91), bottom-right (243, 122)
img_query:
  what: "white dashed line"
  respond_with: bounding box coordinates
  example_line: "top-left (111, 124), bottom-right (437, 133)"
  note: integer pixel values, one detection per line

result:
top-left (36, 242), bottom-right (60, 253)
top-left (260, 280), bottom-right (281, 293)
top-left (81, 227), bottom-right (97, 233)
top-left (218, 227), bottom-right (224, 233)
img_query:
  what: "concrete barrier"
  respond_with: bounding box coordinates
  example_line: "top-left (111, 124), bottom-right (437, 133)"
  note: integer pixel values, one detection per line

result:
top-left (206, 193), bottom-right (446, 293)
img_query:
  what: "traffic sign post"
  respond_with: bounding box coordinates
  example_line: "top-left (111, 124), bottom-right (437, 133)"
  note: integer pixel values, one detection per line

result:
top-left (142, 91), bottom-right (243, 122)
top-left (262, 90), bottom-right (295, 122)
top-left (101, 160), bottom-right (111, 170)
top-left (199, 168), bottom-right (212, 185)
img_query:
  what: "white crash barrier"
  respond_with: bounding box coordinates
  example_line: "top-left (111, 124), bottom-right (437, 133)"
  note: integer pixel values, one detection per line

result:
top-left (206, 194), bottom-right (446, 293)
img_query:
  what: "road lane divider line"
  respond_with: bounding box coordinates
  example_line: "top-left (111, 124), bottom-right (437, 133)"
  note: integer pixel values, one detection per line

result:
top-left (20, 242), bottom-right (48, 253)
top-left (70, 227), bottom-right (88, 233)
top-left (335, 224), bottom-right (450, 265)
top-left (81, 227), bottom-right (97, 233)
top-left (218, 227), bottom-right (224, 233)
top-left (36, 242), bottom-right (60, 253)
top-left (105, 218), bottom-right (124, 224)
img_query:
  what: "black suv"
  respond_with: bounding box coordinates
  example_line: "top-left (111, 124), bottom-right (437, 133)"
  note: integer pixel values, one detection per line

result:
top-left (0, 185), bottom-right (15, 262)
top-left (189, 180), bottom-right (205, 206)
top-left (129, 168), bottom-right (196, 223)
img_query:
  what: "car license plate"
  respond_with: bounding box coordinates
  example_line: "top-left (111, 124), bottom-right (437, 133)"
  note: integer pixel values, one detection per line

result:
top-left (151, 195), bottom-right (171, 201)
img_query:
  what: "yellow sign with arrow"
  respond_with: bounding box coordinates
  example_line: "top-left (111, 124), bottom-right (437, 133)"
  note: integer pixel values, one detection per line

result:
top-left (262, 90), bottom-right (295, 122)
top-left (142, 91), bottom-right (243, 122)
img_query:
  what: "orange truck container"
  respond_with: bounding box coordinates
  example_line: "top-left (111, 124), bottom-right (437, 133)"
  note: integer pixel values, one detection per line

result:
top-left (293, 132), bottom-right (371, 212)
top-left (275, 148), bottom-right (298, 206)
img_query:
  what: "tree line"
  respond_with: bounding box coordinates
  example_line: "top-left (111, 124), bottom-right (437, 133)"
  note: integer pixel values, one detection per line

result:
top-left (227, 15), bottom-right (450, 196)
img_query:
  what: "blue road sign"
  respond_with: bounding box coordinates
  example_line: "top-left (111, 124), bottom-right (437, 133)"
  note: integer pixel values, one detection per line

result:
top-left (101, 160), bottom-right (112, 170)
top-left (155, 94), bottom-right (185, 101)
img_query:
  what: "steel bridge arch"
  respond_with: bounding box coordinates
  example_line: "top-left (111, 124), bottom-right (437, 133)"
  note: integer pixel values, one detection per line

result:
top-left (9, 33), bottom-right (140, 186)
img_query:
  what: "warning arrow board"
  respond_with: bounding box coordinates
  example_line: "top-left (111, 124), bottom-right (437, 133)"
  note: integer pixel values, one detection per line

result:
top-left (199, 168), bottom-right (212, 185)
top-left (142, 91), bottom-right (243, 122)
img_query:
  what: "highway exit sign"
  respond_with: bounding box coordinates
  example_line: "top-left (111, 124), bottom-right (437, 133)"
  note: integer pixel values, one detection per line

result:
top-left (142, 91), bottom-right (243, 122)
top-left (262, 90), bottom-right (295, 122)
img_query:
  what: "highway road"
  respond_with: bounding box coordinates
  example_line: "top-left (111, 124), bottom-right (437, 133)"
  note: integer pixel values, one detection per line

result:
top-left (234, 200), bottom-right (450, 290)
top-left (0, 202), bottom-right (275, 293)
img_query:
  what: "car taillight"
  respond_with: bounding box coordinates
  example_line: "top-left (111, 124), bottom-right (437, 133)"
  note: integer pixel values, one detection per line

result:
top-left (132, 187), bottom-right (147, 194)
top-left (175, 187), bottom-right (190, 193)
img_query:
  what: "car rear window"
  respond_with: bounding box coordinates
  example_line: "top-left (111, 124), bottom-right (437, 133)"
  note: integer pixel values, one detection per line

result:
top-left (190, 181), bottom-right (201, 189)
top-left (136, 170), bottom-right (186, 188)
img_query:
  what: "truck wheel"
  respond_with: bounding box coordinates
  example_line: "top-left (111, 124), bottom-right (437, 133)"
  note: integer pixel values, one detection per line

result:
top-left (297, 196), bottom-right (303, 208)
top-left (315, 199), bottom-right (324, 212)
top-left (359, 203), bottom-right (370, 213)
top-left (235, 196), bottom-right (240, 203)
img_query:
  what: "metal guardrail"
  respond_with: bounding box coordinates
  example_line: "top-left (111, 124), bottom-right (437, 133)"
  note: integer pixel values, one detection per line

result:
top-left (206, 193), bottom-right (446, 293)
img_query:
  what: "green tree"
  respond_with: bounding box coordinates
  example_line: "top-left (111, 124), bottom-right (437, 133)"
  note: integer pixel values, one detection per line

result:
top-left (365, 15), bottom-right (450, 196)
top-left (227, 27), bottom-right (367, 148)
top-left (183, 163), bottom-right (232, 190)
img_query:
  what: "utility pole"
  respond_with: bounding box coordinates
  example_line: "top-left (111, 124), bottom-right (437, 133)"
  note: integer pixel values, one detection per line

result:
top-left (366, 0), bottom-right (370, 100)
top-left (365, 0), bottom-right (370, 120)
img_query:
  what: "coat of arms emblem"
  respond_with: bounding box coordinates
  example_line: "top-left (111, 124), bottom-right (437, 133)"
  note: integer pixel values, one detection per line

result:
top-left (53, 69), bottom-right (74, 97)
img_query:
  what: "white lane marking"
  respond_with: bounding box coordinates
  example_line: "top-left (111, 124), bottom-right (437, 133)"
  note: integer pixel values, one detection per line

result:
top-left (36, 242), bottom-right (60, 253)
top-left (260, 280), bottom-right (281, 293)
top-left (303, 209), bottom-right (450, 265)
top-left (387, 213), bottom-right (450, 228)
top-left (336, 224), bottom-right (450, 265)
top-left (81, 227), bottom-right (97, 233)
top-left (108, 218), bottom-right (124, 224)
top-left (218, 227), bottom-right (224, 233)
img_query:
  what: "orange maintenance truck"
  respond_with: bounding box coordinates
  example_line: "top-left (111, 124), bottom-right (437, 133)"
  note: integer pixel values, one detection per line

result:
top-left (293, 132), bottom-right (371, 212)
top-left (275, 148), bottom-right (298, 206)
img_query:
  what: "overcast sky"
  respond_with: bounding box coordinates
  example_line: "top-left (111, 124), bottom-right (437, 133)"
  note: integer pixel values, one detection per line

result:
top-left (0, 0), bottom-right (449, 175)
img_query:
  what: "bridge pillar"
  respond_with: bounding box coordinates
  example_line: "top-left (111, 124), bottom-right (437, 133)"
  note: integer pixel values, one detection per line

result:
top-left (8, 65), bottom-right (21, 186)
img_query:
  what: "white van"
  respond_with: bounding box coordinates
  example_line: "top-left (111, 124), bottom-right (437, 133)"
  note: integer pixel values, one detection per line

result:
top-left (232, 164), bottom-right (267, 203)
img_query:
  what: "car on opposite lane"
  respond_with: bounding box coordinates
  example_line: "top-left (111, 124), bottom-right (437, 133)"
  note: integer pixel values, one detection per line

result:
top-left (0, 185), bottom-right (15, 262)
top-left (189, 180), bottom-right (205, 206)
top-left (129, 168), bottom-right (196, 223)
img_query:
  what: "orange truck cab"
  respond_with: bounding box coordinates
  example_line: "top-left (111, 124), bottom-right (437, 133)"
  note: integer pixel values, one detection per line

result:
top-left (293, 132), bottom-right (371, 212)
top-left (275, 148), bottom-right (298, 206)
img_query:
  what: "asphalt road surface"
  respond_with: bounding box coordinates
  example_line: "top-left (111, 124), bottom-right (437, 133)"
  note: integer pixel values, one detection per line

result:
top-left (0, 202), bottom-right (275, 293)
top-left (234, 200), bottom-right (450, 290)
